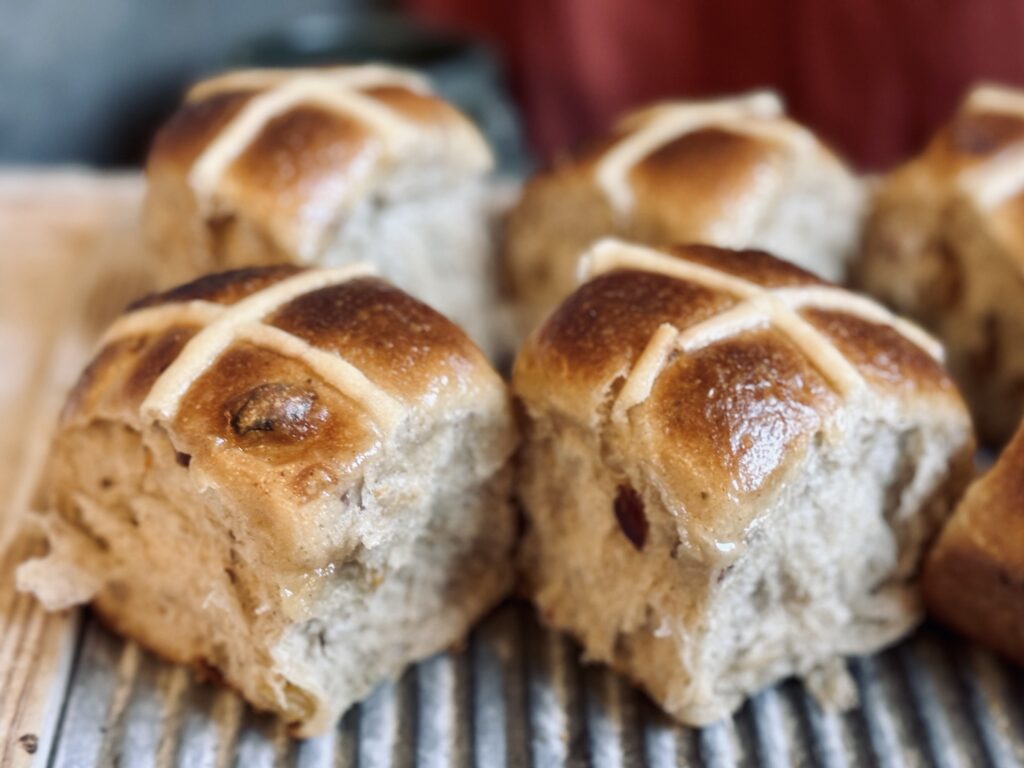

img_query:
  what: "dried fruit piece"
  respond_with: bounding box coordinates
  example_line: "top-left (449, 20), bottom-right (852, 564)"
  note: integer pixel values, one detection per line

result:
top-left (228, 383), bottom-right (324, 441)
top-left (614, 484), bottom-right (648, 551)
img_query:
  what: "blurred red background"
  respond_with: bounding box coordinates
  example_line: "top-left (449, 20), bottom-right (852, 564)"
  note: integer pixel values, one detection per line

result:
top-left (405, 0), bottom-right (1024, 170)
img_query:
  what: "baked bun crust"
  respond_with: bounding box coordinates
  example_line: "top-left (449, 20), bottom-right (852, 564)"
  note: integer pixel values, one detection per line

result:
top-left (504, 92), bottom-right (864, 333)
top-left (514, 239), bottom-right (973, 725)
top-left (924, 421), bottom-right (1024, 665)
top-left (855, 84), bottom-right (1024, 443)
top-left (18, 265), bottom-right (517, 736)
top-left (144, 66), bottom-right (506, 357)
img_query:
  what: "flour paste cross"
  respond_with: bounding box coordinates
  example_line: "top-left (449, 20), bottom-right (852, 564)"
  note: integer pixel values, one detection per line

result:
top-left (101, 264), bottom-right (405, 431)
top-left (593, 92), bottom-right (818, 221)
top-left (576, 240), bottom-right (943, 423)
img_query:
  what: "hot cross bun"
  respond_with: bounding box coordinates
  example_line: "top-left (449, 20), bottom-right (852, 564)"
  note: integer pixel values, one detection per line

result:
top-left (924, 420), bottom-right (1024, 665)
top-left (513, 239), bottom-right (973, 726)
top-left (144, 65), bottom-right (507, 357)
top-left (18, 264), bottom-right (517, 736)
top-left (855, 84), bottom-right (1024, 443)
top-left (504, 92), bottom-right (864, 334)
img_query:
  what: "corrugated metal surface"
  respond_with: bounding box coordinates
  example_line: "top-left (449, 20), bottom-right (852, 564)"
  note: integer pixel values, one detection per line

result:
top-left (37, 602), bottom-right (1024, 767)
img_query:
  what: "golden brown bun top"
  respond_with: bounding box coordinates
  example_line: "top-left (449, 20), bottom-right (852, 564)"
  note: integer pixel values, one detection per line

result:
top-left (917, 85), bottom-right (1024, 174)
top-left (62, 265), bottom-right (506, 563)
top-left (896, 84), bottom-right (1024, 266)
top-left (146, 65), bottom-right (493, 260)
top-left (919, 419), bottom-right (1024, 667)
top-left (527, 91), bottom-right (852, 234)
top-left (939, 420), bottom-right (1024, 568)
top-left (514, 240), bottom-right (968, 545)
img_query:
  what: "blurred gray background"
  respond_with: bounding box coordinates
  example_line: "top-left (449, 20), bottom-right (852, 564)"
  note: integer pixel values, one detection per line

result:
top-left (0, 0), bottom-right (527, 171)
